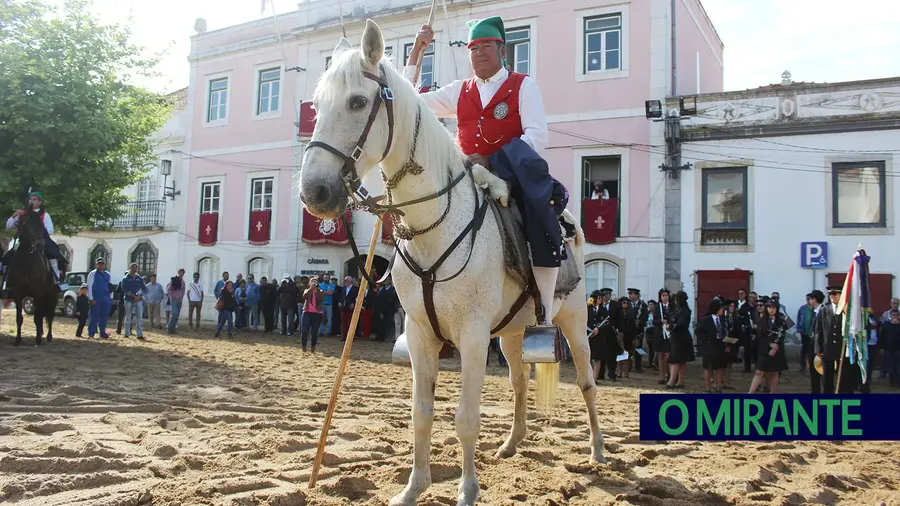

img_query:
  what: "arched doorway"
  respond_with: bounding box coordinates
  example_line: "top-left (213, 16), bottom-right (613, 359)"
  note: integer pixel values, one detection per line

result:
top-left (344, 255), bottom-right (390, 282)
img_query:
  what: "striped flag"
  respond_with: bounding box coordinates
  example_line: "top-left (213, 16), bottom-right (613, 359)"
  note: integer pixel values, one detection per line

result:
top-left (835, 248), bottom-right (871, 384)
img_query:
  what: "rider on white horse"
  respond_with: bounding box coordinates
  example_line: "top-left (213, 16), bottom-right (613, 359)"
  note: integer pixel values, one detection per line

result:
top-left (405, 16), bottom-right (565, 326)
top-left (4, 191), bottom-right (68, 290)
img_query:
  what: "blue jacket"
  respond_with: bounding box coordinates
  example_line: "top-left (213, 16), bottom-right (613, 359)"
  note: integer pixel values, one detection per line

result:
top-left (87, 269), bottom-right (112, 301)
top-left (120, 273), bottom-right (146, 298)
top-left (246, 282), bottom-right (261, 304)
top-left (487, 138), bottom-right (569, 268)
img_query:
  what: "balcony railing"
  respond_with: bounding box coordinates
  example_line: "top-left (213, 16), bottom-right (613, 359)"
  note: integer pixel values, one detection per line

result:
top-left (700, 228), bottom-right (748, 245)
top-left (99, 199), bottom-right (167, 230)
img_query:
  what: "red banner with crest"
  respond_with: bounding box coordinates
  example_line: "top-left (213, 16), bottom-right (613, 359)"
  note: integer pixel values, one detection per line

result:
top-left (249, 210), bottom-right (272, 245)
top-left (198, 213), bottom-right (218, 246)
top-left (583, 198), bottom-right (618, 245)
top-left (302, 208), bottom-right (352, 245)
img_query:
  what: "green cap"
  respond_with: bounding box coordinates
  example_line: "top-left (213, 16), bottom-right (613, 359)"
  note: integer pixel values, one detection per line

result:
top-left (28, 191), bottom-right (44, 201)
top-left (466, 17), bottom-right (505, 48)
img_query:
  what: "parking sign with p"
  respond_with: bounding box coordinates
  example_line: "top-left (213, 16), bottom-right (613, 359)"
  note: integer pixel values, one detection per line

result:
top-left (801, 242), bottom-right (828, 269)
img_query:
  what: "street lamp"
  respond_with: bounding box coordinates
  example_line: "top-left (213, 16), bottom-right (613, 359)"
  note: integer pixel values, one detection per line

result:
top-left (679, 95), bottom-right (697, 116)
top-left (159, 158), bottom-right (180, 200)
top-left (644, 99), bottom-right (663, 119)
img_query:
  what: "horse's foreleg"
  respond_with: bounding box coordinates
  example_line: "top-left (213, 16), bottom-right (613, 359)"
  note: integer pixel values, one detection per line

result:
top-left (558, 313), bottom-right (605, 464)
top-left (454, 325), bottom-right (490, 506)
top-left (497, 333), bottom-right (528, 458)
top-left (389, 321), bottom-right (441, 506)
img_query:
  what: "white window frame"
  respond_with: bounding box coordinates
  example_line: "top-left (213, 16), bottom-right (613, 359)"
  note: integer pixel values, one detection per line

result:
top-left (203, 71), bottom-right (232, 127)
top-left (572, 145), bottom-right (631, 236)
top-left (584, 260), bottom-right (620, 299)
top-left (136, 175), bottom-right (157, 201)
top-left (504, 19), bottom-right (537, 77)
top-left (200, 181), bottom-right (221, 214)
top-left (575, 5), bottom-right (629, 82)
top-left (246, 254), bottom-right (274, 282)
top-left (404, 41), bottom-right (436, 87)
top-left (243, 170), bottom-right (279, 242)
top-left (253, 64), bottom-right (283, 120)
top-left (251, 177), bottom-right (274, 211)
top-left (824, 155), bottom-right (894, 236)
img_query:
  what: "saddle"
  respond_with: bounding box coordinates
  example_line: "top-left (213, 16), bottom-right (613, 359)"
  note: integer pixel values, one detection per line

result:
top-left (485, 197), bottom-right (581, 301)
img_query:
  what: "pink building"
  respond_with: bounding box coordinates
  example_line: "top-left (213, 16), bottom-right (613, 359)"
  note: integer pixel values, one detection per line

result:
top-left (182, 0), bottom-right (723, 301)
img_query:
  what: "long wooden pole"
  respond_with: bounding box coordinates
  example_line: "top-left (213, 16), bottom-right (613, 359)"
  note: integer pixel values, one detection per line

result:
top-left (834, 341), bottom-right (847, 394)
top-left (308, 216), bottom-right (381, 488)
top-left (412, 0), bottom-right (439, 86)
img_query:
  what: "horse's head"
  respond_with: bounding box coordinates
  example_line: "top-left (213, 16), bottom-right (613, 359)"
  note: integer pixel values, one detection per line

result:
top-left (300, 19), bottom-right (404, 219)
top-left (19, 209), bottom-right (45, 252)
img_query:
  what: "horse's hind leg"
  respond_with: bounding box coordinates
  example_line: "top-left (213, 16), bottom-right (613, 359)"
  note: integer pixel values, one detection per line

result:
top-left (34, 310), bottom-right (43, 346)
top-left (390, 320), bottom-right (441, 506)
top-left (14, 300), bottom-right (23, 346)
top-left (454, 323), bottom-right (490, 506)
top-left (557, 308), bottom-right (605, 464)
top-left (46, 312), bottom-right (54, 342)
top-left (497, 333), bottom-right (528, 458)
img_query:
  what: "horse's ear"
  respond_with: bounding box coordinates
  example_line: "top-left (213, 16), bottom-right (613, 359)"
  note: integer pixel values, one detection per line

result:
top-left (361, 19), bottom-right (384, 68)
top-left (332, 37), bottom-right (353, 60)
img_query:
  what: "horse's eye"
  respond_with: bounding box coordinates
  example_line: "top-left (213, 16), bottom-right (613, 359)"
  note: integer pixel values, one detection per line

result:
top-left (348, 95), bottom-right (368, 110)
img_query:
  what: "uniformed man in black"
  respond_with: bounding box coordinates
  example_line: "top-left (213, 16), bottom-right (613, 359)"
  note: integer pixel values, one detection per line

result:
top-left (814, 286), bottom-right (843, 393)
top-left (626, 288), bottom-right (649, 373)
top-left (596, 288), bottom-right (623, 381)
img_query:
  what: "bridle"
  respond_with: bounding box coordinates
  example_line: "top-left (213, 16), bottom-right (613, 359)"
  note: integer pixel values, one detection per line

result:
top-left (305, 63), bottom-right (396, 209)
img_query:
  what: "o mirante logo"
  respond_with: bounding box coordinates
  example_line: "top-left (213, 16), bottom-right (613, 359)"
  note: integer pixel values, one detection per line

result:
top-left (639, 394), bottom-right (897, 441)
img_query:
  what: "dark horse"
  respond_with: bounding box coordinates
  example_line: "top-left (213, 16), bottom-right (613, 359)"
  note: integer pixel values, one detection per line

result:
top-left (6, 210), bottom-right (57, 345)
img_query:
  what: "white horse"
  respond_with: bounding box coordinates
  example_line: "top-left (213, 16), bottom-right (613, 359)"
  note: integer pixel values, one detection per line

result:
top-left (300, 19), bottom-right (605, 506)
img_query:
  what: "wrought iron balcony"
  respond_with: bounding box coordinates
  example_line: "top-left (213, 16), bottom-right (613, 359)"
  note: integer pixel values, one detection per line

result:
top-left (100, 199), bottom-right (167, 230)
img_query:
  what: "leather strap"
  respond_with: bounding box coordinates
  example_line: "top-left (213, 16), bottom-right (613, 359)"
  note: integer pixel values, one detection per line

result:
top-left (490, 285), bottom-right (532, 335)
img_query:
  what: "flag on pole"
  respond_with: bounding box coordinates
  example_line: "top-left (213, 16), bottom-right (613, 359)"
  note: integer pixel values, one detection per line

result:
top-left (835, 248), bottom-right (871, 384)
top-left (260, 0), bottom-right (269, 15)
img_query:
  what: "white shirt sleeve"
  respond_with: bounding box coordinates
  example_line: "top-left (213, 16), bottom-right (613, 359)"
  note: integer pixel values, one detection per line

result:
top-left (517, 76), bottom-right (548, 153)
top-left (87, 270), bottom-right (96, 300)
top-left (43, 213), bottom-right (54, 235)
top-left (5, 216), bottom-right (18, 230)
top-left (401, 65), bottom-right (463, 119)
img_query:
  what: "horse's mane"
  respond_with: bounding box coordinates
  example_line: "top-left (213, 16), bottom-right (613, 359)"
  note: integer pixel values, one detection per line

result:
top-left (314, 46), bottom-right (465, 192)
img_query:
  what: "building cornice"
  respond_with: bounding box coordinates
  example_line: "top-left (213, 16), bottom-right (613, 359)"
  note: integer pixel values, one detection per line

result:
top-left (683, 114), bottom-right (900, 142)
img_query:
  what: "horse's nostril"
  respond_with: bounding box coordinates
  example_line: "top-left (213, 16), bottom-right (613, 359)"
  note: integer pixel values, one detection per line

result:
top-left (314, 184), bottom-right (331, 204)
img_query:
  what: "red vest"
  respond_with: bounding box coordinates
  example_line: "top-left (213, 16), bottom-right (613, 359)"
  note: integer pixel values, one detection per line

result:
top-left (456, 72), bottom-right (526, 157)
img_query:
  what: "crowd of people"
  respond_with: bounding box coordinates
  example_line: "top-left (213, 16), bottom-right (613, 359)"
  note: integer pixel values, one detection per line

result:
top-left (582, 287), bottom-right (900, 393)
top-left (76, 258), bottom-right (404, 353)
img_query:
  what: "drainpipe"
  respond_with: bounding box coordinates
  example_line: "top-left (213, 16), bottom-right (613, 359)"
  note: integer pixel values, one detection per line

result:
top-left (670, 0), bottom-right (676, 96)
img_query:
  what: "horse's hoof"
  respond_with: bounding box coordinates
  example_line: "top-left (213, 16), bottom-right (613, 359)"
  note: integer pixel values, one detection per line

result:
top-left (14, 340), bottom-right (22, 346)
top-left (590, 454), bottom-right (608, 465)
top-left (46, 336), bottom-right (52, 342)
top-left (496, 444), bottom-right (517, 459)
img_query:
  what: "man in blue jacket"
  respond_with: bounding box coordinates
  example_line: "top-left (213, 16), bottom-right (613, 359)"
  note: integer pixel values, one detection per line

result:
top-left (246, 274), bottom-right (261, 331)
top-left (121, 262), bottom-right (147, 340)
top-left (87, 257), bottom-right (113, 339)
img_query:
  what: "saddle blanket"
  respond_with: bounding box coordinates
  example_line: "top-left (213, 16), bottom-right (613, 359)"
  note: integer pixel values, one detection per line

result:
top-left (486, 197), bottom-right (581, 298)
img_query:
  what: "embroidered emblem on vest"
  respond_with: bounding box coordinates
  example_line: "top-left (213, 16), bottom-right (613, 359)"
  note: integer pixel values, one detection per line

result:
top-left (493, 102), bottom-right (509, 120)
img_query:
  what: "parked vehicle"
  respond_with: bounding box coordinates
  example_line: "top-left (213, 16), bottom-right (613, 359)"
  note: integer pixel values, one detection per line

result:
top-left (19, 271), bottom-right (118, 317)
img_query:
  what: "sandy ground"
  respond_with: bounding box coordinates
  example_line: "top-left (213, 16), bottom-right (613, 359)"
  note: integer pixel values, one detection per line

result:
top-left (0, 315), bottom-right (897, 506)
